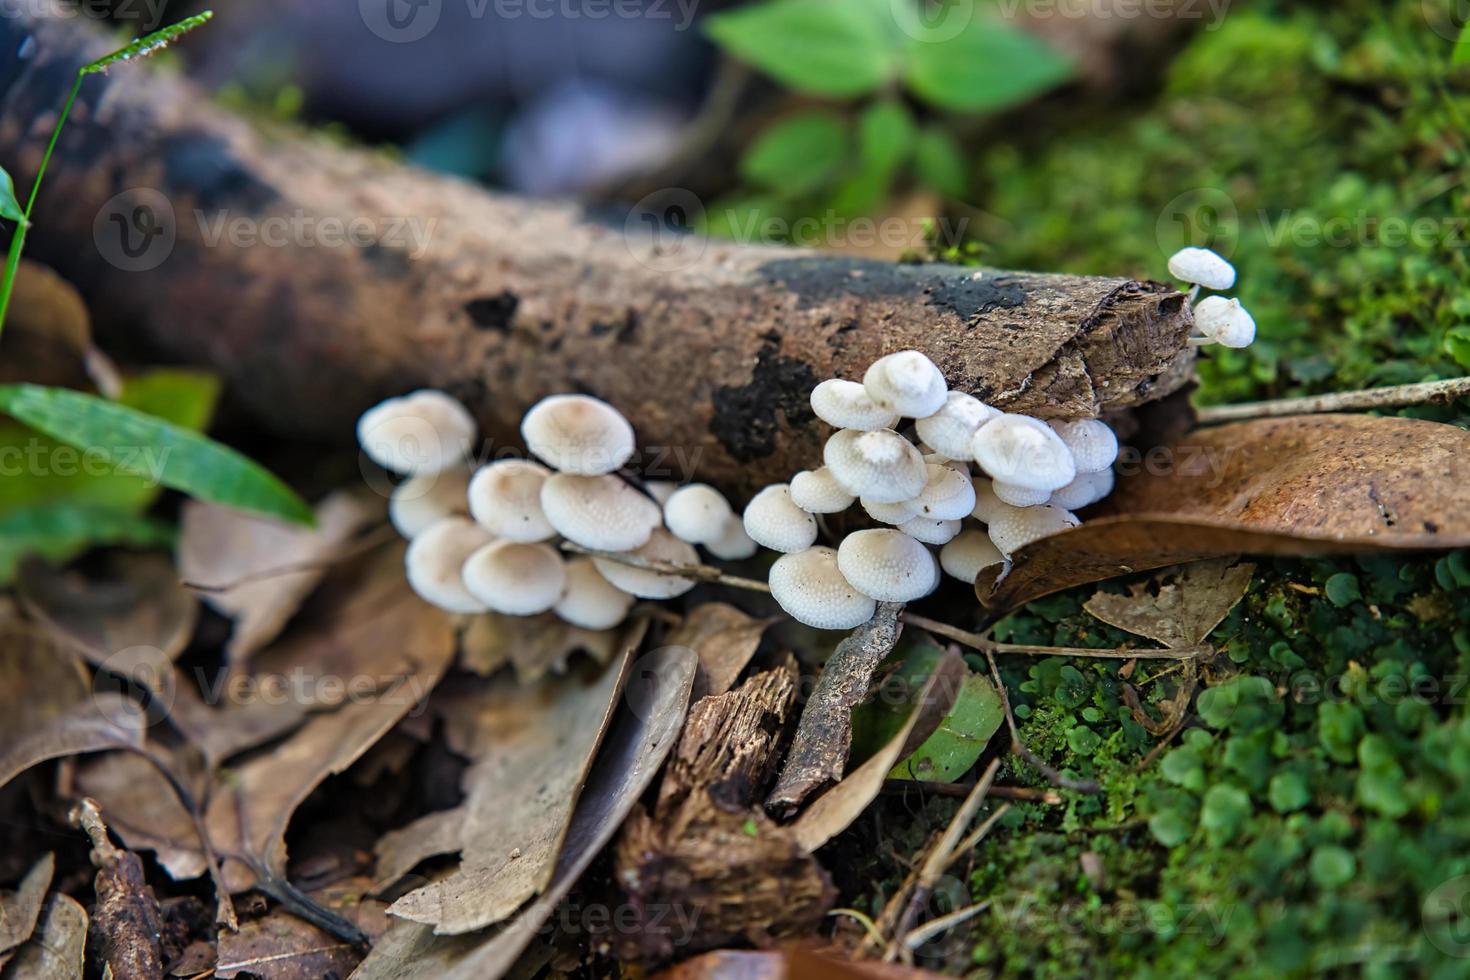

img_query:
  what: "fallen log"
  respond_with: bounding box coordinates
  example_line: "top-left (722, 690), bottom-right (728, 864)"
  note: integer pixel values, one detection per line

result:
top-left (0, 6), bottom-right (1195, 494)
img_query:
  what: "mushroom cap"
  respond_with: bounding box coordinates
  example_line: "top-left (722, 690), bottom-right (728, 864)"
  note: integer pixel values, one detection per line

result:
top-left (643, 480), bottom-right (679, 506)
top-left (663, 484), bottom-right (735, 546)
top-left (468, 459), bottom-right (556, 542)
top-left (971, 415), bottom-right (1076, 492)
top-left (389, 468), bottom-right (472, 538)
top-left (540, 473), bottom-right (661, 552)
top-left (554, 557), bottom-right (634, 630)
top-left (898, 515), bottom-right (962, 545)
top-left (914, 392), bottom-right (997, 460)
top-left (862, 496), bottom-right (920, 525)
top-left (358, 389), bottom-right (477, 475)
top-left (836, 529), bottom-right (939, 603)
top-left (705, 516), bottom-right (759, 561)
top-left (809, 379), bottom-right (900, 431)
top-left (1194, 296), bottom-right (1256, 348)
top-left (987, 504), bottom-right (1080, 556)
top-left (862, 350), bottom-right (948, 419)
top-left (789, 468), bottom-right (856, 514)
top-left (991, 480), bottom-right (1053, 508)
top-left (592, 527), bottom-right (700, 598)
top-left (940, 529), bottom-right (1006, 583)
top-left (1049, 468), bottom-right (1116, 511)
top-left (742, 484), bottom-right (818, 553)
top-left (769, 546), bottom-right (878, 631)
top-left (1049, 419), bottom-right (1118, 475)
top-left (462, 540), bottom-right (567, 616)
top-left (970, 478), bottom-right (1014, 525)
top-left (404, 516), bottom-right (495, 613)
top-left (1167, 247), bottom-right (1236, 290)
top-left (913, 463), bottom-right (977, 521)
top-left (824, 429), bottom-right (927, 503)
top-left (521, 394), bottom-right (636, 475)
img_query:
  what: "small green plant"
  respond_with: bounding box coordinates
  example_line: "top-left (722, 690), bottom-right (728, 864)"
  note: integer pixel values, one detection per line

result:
top-left (0, 11), bottom-right (311, 581)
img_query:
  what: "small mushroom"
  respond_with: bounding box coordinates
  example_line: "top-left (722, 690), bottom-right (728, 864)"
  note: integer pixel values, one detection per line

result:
top-left (913, 462), bottom-right (976, 520)
top-left (991, 480), bottom-right (1053, 508)
top-left (939, 529), bottom-right (1006, 583)
top-left (789, 467), bottom-right (856, 514)
top-left (898, 515), bottom-right (962, 545)
top-left (862, 350), bottom-right (948, 419)
top-left (971, 414), bottom-right (1076, 492)
top-left (914, 391), bottom-right (997, 460)
top-left (862, 496), bottom-right (920, 525)
top-left (705, 515), bottom-right (759, 561)
top-left (462, 540), bottom-right (567, 616)
top-left (1049, 419), bottom-right (1118, 475)
top-left (663, 484), bottom-right (735, 546)
top-left (521, 393), bottom-right (636, 475)
top-left (1049, 468), bottom-right (1115, 511)
top-left (358, 389), bottom-right (477, 475)
top-left (1167, 246), bottom-right (1235, 291)
top-left (592, 527), bottom-right (700, 598)
top-left (404, 516), bottom-right (495, 613)
top-left (389, 468), bottom-right (472, 538)
top-left (540, 473), bottom-right (661, 552)
top-left (555, 557), bottom-right (635, 630)
top-left (987, 504), bottom-right (1080, 556)
top-left (836, 528), bottom-right (939, 603)
top-left (742, 484), bottom-right (818, 553)
top-left (824, 429), bottom-right (927, 503)
top-left (809, 379), bottom-right (900, 431)
top-left (468, 459), bottom-right (556, 542)
top-left (643, 480), bottom-right (679, 506)
top-left (970, 478), bottom-right (1013, 525)
top-left (768, 546), bottom-right (877, 631)
top-left (1192, 295), bottom-right (1256, 348)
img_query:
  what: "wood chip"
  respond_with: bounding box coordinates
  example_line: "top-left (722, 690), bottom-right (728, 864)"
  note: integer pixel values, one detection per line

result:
top-left (665, 602), bottom-right (778, 698)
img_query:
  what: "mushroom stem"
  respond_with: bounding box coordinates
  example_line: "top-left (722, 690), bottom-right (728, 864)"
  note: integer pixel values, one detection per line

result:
top-left (556, 543), bottom-right (773, 593)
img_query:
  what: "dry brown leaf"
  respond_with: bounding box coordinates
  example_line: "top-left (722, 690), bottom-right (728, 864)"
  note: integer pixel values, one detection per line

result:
top-left (1083, 560), bottom-right (1255, 649)
top-left (351, 644), bottom-right (698, 980)
top-left (979, 415), bottom-right (1470, 611)
top-left (459, 611), bottom-right (620, 684)
top-left (0, 695), bottom-right (146, 793)
top-left (178, 491), bottom-right (380, 666)
top-left (791, 649), bottom-right (966, 852)
top-left (383, 620), bottom-right (643, 934)
top-left (71, 752), bottom-right (205, 882)
top-left (1, 893), bottom-right (88, 979)
top-left (651, 949), bottom-right (950, 980)
top-left (0, 854), bottom-right (55, 970)
top-left (215, 912), bottom-right (361, 980)
top-left (666, 602), bottom-right (779, 698)
top-left (0, 260), bottom-right (93, 390)
top-left (0, 613), bottom-right (91, 745)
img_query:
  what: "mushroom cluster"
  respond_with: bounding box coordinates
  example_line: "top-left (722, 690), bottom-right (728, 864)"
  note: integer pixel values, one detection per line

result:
top-left (1168, 247), bottom-right (1255, 349)
top-left (358, 390), bottom-right (752, 631)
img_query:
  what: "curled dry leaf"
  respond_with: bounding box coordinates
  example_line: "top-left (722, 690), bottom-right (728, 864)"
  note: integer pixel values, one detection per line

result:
top-left (351, 644), bottom-right (697, 980)
top-left (0, 260), bottom-right (95, 390)
top-left (665, 601), bottom-right (779, 698)
top-left (650, 949), bottom-right (951, 979)
top-left (0, 853), bottom-right (55, 970)
top-left (979, 415), bottom-right (1470, 611)
top-left (215, 911), bottom-right (362, 980)
top-left (1, 893), bottom-right (88, 979)
top-left (1083, 559), bottom-right (1255, 649)
top-left (459, 610), bottom-right (620, 684)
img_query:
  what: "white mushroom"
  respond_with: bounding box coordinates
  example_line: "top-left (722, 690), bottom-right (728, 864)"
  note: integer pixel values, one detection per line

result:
top-left (862, 496), bottom-right (919, 525)
top-left (467, 459), bottom-right (555, 542)
top-left (643, 480), bottom-right (679, 506)
top-left (742, 484), bottom-right (818, 553)
top-left (824, 429), bottom-right (927, 503)
top-left (971, 414), bottom-right (1076, 492)
top-left (768, 546), bottom-right (877, 631)
top-left (663, 484), bottom-right (735, 546)
top-left (1049, 419), bottom-right (1118, 475)
top-left (389, 468), bottom-right (472, 538)
top-left (555, 558), bottom-right (635, 630)
top-left (970, 478), bottom-right (1012, 525)
top-left (592, 527), bottom-right (700, 599)
top-left (863, 350), bottom-right (948, 418)
top-left (914, 391), bottom-right (997, 460)
top-left (809, 379), bottom-right (900, 431)
top-left (462, 540), bottom-right (567, 616)
top-left (789, 468), bottom-right (856, 514)
top-left (540, 473), bottom-right (661, 552)
top-left (939, 530), bottom-right (1006, 583)
top-left (358, 389), bottom-right (477, 475)
top-left (913, 463), bottom-right (976, 520)
top-left (705, 516), bottom-right (759, 561)
top-left (1192, 296), bottom-right (1256, 348)
top-left (404, 516), bottom-right (495, 613)
top-left (521, 393), bottom-right (636, 475)
top-left (1049, 468), bottom-right (1115, 510)
top-left (987, 504), bottom-right (1080, 557)
top-left (898, 515), bottom-right (962, 545)
top-left (991, 481), bottom-right (1053, 508)
top-left (1167, 246), bottom-right (1235, 290)
top-left (836, 529), bottom-right (939, 602)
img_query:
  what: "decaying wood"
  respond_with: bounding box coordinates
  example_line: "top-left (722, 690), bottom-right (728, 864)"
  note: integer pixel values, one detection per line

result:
top-left (70, 798), bottom-right (165, 980)
top-left (0, 7), bottom-right (1195, 496)
top-left (614, 658), bottom-right (834, 959)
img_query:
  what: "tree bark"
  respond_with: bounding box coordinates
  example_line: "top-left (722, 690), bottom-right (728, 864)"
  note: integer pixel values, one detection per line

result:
top-left (0, 7), bottom-right (1195, 495)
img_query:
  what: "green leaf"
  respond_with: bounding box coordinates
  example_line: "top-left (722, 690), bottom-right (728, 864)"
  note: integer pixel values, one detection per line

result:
top-left (0, 383), bottom-right (311, 524)
top-left (0, 503), bottom-right (173, 584)
top-left (82, 11), bottom-right (215, 74)
top-left (913, 126), bottom-right (969, 198)
top-left (829, 100), bottom-right (916, 216)
top-left (1444, 326), bottom-right (1470, 369)
top-left (889, 671), bottom-right (1003, 781)
top-left (740, 110), bottom-right (852, 195)
top-left (0, 166), bottom-right (25, 224)
top-left (705, 0), bottom-right (897, 98)
top-left (902, 16), bottom-right (1072, 113)
top-left (1456, 19), bottom-right (1470, 66)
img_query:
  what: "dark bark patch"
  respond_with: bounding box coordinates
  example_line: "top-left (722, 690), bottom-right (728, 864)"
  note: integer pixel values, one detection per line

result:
top-left (464, 291), bottom-right (519, 332)
top-left (161, 133), bottom-right (278, 212)
top-left (710, 343), bottom-right (818, 463)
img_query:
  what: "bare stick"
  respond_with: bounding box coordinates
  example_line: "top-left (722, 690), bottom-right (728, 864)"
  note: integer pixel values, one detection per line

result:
top-left (899, 612), bottom-right (1204, 661)
top-left (884, 780), bottom-right (1063, 804)
top-left (558, 543), bottom-right (772, 593)
top-left (902, 900), bottom-right (993, 952)
top-left (945, 803), bottom-right (1012, 871)
top-left (1195, 377), bottom-right (1470, 425)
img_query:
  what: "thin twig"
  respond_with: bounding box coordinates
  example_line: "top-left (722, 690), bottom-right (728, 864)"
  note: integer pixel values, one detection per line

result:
top-left (884, 780), bottom-right (1064, 804)
top-left (130, 747), bottom-right (238, 931)
top-left (945, 802), bottom-right (1012, 871)
top-left (899, 612), bottom-right (1203, 661)
top-left (828, 907), bottom-right (886, 947)
top-left (985, 649), bottom-right (1101, 795)
top-left (558, 543), bottom-right (772, 593)
top-left (1195, 377), bottom-right (1470, 425)
top-left (902, 900), bottom-right (993, 951)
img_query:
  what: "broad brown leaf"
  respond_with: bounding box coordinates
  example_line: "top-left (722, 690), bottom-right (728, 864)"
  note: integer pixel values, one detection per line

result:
top-left (0, 854), bottom-right (54, 969)
top-left (215, 912), bottom-right (361, 980)
top-left (1083, 560), bottom-right (1255, 649)
top-left (666, 602), bottom-right (779, 698)
top-left (1, 893), bottom-right (88, 979)
top-left (459, 611), bottom-right (619, 684)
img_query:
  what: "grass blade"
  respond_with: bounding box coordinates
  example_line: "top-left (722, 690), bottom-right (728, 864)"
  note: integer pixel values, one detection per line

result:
top-left (82, 11), bottom-right (215, 74)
